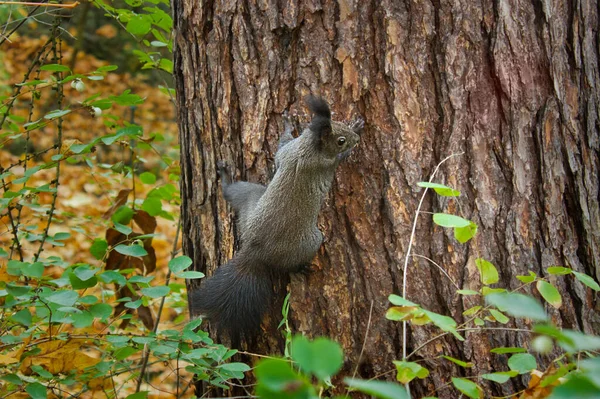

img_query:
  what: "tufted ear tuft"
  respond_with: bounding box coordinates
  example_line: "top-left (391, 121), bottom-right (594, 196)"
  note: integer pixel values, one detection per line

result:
top-left (305, 96), bottom-right (332, 136)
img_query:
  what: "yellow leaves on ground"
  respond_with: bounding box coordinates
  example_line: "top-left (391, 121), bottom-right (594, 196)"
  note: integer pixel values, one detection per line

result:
top-left (20, 339), bottom-right (100, 375)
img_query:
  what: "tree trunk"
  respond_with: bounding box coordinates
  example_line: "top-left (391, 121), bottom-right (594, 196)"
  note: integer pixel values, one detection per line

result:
top-left (173, 0), bottom-right (600, 397)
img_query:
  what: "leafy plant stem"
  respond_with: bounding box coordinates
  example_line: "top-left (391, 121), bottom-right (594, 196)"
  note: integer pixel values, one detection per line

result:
top-left (33, 17), bottom-right (64, 263)
top-left (401, 152), bottom-right (463, 394)
top-left (135, 218), bottom-right (181, 392)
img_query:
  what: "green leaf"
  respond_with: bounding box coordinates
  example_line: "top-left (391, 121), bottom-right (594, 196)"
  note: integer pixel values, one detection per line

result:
top-left (573, 271), bottom-right (600, 291)
top-left (114, 244), bottom-right (148, 257)
top-left (98, 270), bottom-right (127, 286)
top-left (6, 283), bottom-right (31, 297)
top-left (516, 271), bottom-right (537, 283)
top-left (475, 258), bottom-right (499, 285)
top-left (255, 358), bottom-right (313, 399)
top-left (486, 292), bottom-right (548, 321)
top-left (455, 222), bottom-right (478, 243)
top-left (457, 289), bottom-right (479, 296)
top-left (388, 295), bottom-right (417, 307)
top-left (442, 356), bottom-right (473, 368)
top-left (547, 266), bottom-right (571, 275)
top-left (217, 362), bottom-right (251, 373)
top-left (451, 378), bottom-right (482, 399)
top-left (125, 392), bottom-right (148, 399)
top-left (490, 347), bottom-right (527, 354)
top-left (481, 287), bottom-right (506, 295)
top-left (176, 271), bottom-right (205, 279)
top-left (547, 374), bottom-right (600, 399)
top-left (141, 285), bottom-right (170, 298)
top-left (22, 262), bottom-right (44, 278)
top-left (481, 371), bottom-right (517, 383)
top-left (558, 329), bottom-right (600, 352)
top-left (69, 271), bottom-right (98, 289)
top-left (291, 336), bottom-right (344, 380)
top-left (462, 305), bottom-right (482, 316)
top-left (26, 382), bottom-right (47, 399)
top-left (432, 213), bottom-right (471, 228)
top-left (536, 280), bottom-right (562, 308)
top-left (46, 290), bottom-right (79, 306)
top-left (345, 378), bottom-right (409, 399)
top-left (40, 63), bottom-right (70, 72)
top-left (417, 182), bottom-right (461, 197)
top-left (113, 346), bottom-right (139, 361)
top-left (140, 172), bottom-right (156, 184)
top-left (141, 196), bottom-right (162, 216)
top-left (488, 309), bottom-right (509, 324)
top-left (73, 265), bottom-right (98, 281)
top-left (112, 206), bottom-right (134, 224)
top-left (508, 353), bottom-right (536, 374)
top-left (422, 309), bottom-right (464, 341)
top-left (392, 361), bottom-right (430, 384)
top-left (72, 311), bottom-right (94, 328)
top-left (10, 309), bottom-right (32, 326)
top-left (90, 303), bottom-right (113, 319)
top-left (7, 260), bottom-right (24, 276)
top-left (109, 91), bottom-right (144, 106)
top-left (126, 14), bottom-right (152, 35)
top-left (53, 232), bottom-right (71, 241)
top-left (1, 373), bottom-right (22, 384)
top-left (168, 256), bottom-right (193, 273)
top-left (44, 109), bottom-right (71, 120)
top-left (114, 222), bottom-right (133, 235)
top-left (580, 358), bottom-right (600, 388)
top-left (97, 65), bottom-right (118, 73)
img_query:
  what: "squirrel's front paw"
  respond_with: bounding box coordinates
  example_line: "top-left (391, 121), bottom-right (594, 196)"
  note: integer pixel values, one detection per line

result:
top-left (282, 110), bottom-right (294, 129)
top-left (350, 117), bottom-right (365, 133)
top-left (216, 160), bottom-right (231, 181)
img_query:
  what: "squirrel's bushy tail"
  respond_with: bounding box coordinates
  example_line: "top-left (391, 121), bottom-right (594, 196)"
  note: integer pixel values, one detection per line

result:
top-left (189, 255), bottom-right (272, 346)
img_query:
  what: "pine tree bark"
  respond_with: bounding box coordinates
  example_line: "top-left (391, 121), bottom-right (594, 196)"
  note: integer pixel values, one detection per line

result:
top-left (173, 0), bottom-right (600, 397)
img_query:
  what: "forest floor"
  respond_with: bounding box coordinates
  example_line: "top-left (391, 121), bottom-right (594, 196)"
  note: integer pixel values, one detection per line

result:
top-left (0, 32), bottom-right (194, 398)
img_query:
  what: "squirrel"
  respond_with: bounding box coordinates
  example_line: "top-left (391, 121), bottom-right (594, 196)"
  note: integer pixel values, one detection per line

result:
top-left (188, 96), bottom-right (364, 346)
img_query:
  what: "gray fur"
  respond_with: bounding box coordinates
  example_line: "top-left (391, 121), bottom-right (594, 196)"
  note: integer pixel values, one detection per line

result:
top-left (189, 98), bottom-right (361, 345)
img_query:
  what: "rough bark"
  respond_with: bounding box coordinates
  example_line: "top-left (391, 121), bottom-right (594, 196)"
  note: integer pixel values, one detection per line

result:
top-left (173, 0), bottom-right (600, 397)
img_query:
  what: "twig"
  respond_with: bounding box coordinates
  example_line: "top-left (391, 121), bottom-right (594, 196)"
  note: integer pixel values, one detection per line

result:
top-left (411, 254), bottom-right (460, 290)
top-left (406, 327), bottom-right (532, 360)
top-left (33, 16), bottom-right (64, 263)
top-left (351, 300), bottom-right (374, 380)
top-left (0, 0), bottom-right (44, 46)
top-left (0, 1), bottom-right (80, 8)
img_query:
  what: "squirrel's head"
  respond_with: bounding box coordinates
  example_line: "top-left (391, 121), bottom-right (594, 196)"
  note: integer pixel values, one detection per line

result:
top-left (306, 96), bottom-right (361, 159)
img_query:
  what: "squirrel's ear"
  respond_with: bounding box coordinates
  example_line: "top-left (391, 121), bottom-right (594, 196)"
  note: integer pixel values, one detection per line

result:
top-left (305, 96), bottom-right (331, 119)
top-left (305, 96), bottom-right (332, 136)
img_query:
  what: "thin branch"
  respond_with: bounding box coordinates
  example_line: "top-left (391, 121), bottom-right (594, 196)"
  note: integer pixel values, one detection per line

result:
top-left (0, 1), bottom-right (80, 8)
top-left (412, 253), bottom-right (460, 290)
top-left (0, 0), bottom-right (44, 46)
top-left (351, 300), bottom-right (374, 380)
top-left (406, 327), bottom-right (533, 360)
top-left (33, 17), bottom-right (64, 263)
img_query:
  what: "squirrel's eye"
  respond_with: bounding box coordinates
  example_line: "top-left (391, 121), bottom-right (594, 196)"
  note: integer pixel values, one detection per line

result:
top-left (337, 137), bottom-right (346, 146)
